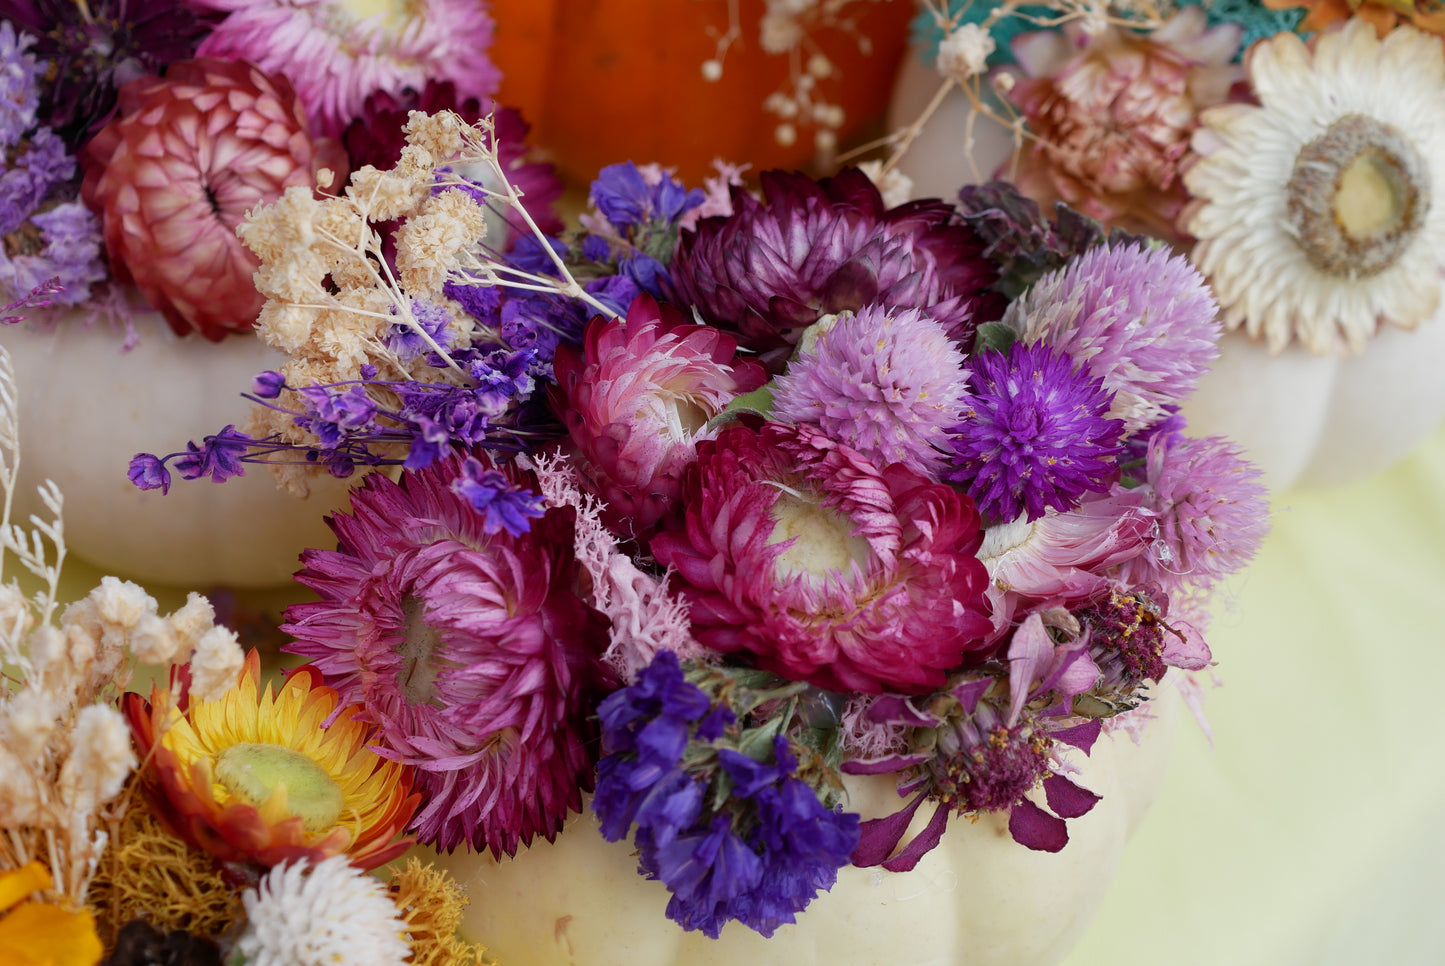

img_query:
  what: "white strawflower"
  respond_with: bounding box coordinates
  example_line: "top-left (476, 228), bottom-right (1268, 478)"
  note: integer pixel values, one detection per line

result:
top-left (234, 857), bottom-right (411, 966)
top-left (1183, 21), bottom-right (1445, 354)
top-left (936, 23), bottom-right (996, 82)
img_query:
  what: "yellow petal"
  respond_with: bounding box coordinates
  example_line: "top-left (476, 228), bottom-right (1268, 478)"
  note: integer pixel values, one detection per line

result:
top-left (0, 900), bottom-right (103, 966)
top-left (0, 863), bottom-right (51, 915)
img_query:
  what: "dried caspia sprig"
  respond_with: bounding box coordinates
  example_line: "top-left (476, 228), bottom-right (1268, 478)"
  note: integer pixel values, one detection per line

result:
top-left (1, 344), bottom-right (244, 907)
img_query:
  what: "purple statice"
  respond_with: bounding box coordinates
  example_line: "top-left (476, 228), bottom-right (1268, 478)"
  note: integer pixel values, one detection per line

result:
top-left (130, 425), bottom-right (253, 493)
top-left (1, 127), bottom-right (73, 231)
top-left (1003, 243), bottom-right (1220, 432)
top-left (0, 20), bottom-right (40, 147)
top-left (589, 161), bottom-right (703, 234)
top-left (669, 168), bottom-right (1003, 358)
top-left (450, 456), bottom-right (546, 536)
top-left (772, 304), bottom-right (970, 479)
top-left (947, 342), bottom-right (1124, 524)
top-left (0, 0), bottom-right (213, 150)
top-left (387, 299), bottom-right (455, 363)
top-left (1113, 433), bottom-right (1269, 593)
top-left (296, 385), bottom-right (379, 449)
top-left (0, 199), bottom-right (104, 306)
top-left (595, 651), bottom-right (860, 938)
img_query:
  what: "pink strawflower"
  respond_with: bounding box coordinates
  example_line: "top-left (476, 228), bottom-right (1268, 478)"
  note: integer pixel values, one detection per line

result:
top-left (772, 305), bottom-right (969, 479)
top-left (80, 58), bottom-right (344, 340)
top-left (191, 0), bottom-right (500, 139)
top-left (651, 422), bottom-right (993, 694)
top-left (1000, 7), bottom-right (1244, 242)
top-left (552, 294), bottom-right (767, 541)
top-left (282, 454), bottom-right (613, 857)
top-left (1003, 243), bottom-right (1220, 432)
top-left (1114, 433), bottom-right (1269, 592)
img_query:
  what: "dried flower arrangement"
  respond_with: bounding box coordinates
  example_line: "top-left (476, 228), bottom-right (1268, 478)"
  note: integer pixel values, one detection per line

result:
top-left (118, 105), bottom-right (1269, 957)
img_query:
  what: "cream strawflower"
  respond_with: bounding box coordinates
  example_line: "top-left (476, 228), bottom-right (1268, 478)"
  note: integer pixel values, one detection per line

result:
top-left (233, 856), bottom-right (411, 966)
top-left (1182, 20), bottom-right (1445, 354)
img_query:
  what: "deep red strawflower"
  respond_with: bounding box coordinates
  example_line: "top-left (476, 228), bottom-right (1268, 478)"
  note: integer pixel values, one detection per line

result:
top-left (668, 168), bottom-right (1004, 360)
top-left (651, 421), bottom-right (993, 694)
top-left (282, 453), bottom-right (613, 856)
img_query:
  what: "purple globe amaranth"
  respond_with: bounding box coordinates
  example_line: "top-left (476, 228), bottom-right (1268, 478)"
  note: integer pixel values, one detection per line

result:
top-left (947, 342), bottom-right (1125, 524)
top-left (668, 168), bottom-right (1005, 359)
top-left (282, 453), bottom-right (613, 857)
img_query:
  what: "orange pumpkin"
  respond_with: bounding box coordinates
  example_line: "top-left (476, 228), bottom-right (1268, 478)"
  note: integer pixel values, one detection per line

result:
top-left (489, 0), bottom-right (916, 182)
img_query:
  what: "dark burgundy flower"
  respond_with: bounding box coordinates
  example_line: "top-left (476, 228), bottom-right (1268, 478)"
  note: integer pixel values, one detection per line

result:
top-left (668, 168), bottom-right (1004, 359)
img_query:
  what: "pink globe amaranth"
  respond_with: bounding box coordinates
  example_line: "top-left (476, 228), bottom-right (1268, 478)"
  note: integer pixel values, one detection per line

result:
top-left (282, 453), bottom-right (613, 857)
top-left (650, 421), bottom-right (993, 694)
top-left (80, 57), bottom-right (346, 341)
top-left (551, 294), bottom-right (766, 542)
top-left (668, 168), bottom-right (1004, 360)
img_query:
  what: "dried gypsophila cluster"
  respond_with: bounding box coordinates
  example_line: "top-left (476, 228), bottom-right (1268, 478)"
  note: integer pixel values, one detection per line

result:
top-left (864, 0), bottom-right (1169, 185)
top-left (237, 109), bottom-right (614, 497)
top-left (1, 345), bottom-right (244, 906)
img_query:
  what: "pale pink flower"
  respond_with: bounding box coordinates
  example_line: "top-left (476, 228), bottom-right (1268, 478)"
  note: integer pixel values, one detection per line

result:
top-left (1000, 8), bottom-right (1244, 241)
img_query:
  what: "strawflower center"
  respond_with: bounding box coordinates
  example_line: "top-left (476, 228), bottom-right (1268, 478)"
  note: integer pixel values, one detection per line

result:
top-left (398, 595), bottom-right (446, 708)
top-left (650, 394), bottom-right (710, 441)
top-left (215, 743), bottom-right (344, 832)
top-left (1286, 114), bottom-right (1428, 278)
top-left (765, 485), bottom-right (872, 585)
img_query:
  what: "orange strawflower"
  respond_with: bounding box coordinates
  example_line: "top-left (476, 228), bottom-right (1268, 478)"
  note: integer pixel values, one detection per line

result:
top-left (0, 862), bottom-right (103, 966)
top-left (122, 650), bottom-right (419, 871)
top-left (1261, 0), bottom-right (1445, 36)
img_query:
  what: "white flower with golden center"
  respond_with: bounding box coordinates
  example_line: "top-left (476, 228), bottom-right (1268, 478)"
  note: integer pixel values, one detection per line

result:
top-left (1183, 20), bottom-right (1445, 355)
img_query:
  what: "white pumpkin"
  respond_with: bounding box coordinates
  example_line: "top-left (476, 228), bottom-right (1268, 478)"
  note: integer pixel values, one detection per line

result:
top-left (884, 51), bottom-right (1445, 493)
top-left (431, 686), bottom-right (1180, 966)
top-left (0, 303), bottom-right (354, 588)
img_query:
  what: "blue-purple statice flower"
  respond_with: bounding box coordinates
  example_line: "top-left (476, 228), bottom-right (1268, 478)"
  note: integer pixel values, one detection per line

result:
top-left (947, 342), bottom-right (1124, 523)
top-left (0, 20), bottom-right (104, 306)
top-left (591, 161), bottom-right (704, 233)
top-left (594, 651), bottom-right (860, 938)
top-left (450, 456), bottom-right (546, 536)
top-left (131, 346), bottom-right (549, 490)
top-left (387, 298), bottom-right (456, 362)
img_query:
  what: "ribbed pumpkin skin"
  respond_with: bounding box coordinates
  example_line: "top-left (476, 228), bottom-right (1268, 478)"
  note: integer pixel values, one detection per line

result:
top-left (489, 0), bottom-right (916, 183)
top-left (431, 689), bottom-right (1181, 966)
top-left (0, 300), bottom-right (354, 588)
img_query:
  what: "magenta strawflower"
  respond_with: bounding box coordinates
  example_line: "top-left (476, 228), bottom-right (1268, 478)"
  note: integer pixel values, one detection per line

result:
top-left (552, 294), bottom-right (767, 541)
top-left (772, 305), bottom-right (970, 479)
top-left (1003, 243), bottom-right (1220, 431)
top-left (190, 0), bottom-right (500, 139)
top-left (947, 342), bottom-right (1124, 524)
top-left (668, 168), bottom-right (1003, 359)
top-left (282, 454), bottom-right (613, 856)
top-left (650, 421), bottom-right (993, 694)
top-left (1114, 432), bottom-right (1269, 592)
